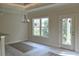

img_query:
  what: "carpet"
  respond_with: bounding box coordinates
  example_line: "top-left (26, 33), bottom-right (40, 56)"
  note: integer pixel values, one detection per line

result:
top-left (9, 42), bottom-right (34, 53)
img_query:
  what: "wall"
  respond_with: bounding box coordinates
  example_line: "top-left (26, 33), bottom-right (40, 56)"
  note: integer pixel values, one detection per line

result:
top-left (75, 15), bottom-right (79, 52)
top-left (28, 12), bottom-right (61, 47)
top-left (28, 4), bottom-right (79, 52)
top-left (0, 13), bottom-right (28, 44)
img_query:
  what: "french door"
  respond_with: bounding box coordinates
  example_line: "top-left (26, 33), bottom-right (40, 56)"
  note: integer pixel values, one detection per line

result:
top-left (59, 15), bottom-right (75, 50)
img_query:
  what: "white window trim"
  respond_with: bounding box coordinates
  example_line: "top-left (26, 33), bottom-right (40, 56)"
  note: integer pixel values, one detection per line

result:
top-left (32, 17), bottom-right (49, 38)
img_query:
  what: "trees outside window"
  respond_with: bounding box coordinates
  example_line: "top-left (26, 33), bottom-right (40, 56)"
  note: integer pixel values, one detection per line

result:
top-left (32, 18), bottom-right (49, 37)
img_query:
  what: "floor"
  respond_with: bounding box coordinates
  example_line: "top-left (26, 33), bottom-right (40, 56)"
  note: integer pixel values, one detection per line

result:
top-left (5, 41), bottom-right (79, 56)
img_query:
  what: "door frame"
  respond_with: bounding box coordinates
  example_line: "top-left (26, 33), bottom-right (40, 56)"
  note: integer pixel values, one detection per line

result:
top-left (59, 15), bottom-right (75, 50)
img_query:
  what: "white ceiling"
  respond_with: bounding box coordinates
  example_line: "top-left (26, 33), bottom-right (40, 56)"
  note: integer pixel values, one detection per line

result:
top-left (0, 3), bottom-right (78, 14)
top-left (14, 3), bottom-right (31, 6)
top-left (5, 3), bottom-right (53, 10)
top-left (0, 3), bottom-right (55, 14)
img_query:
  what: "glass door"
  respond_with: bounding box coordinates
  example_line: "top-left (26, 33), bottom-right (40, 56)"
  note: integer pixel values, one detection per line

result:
top-left (60, 16), bottom-right (75, 50)
top-left (62, 18), bottom-right (72, 46)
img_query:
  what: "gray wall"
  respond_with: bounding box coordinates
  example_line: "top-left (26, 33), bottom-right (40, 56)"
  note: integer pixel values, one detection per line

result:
top-left (0, 13), bottom-right (28, 44)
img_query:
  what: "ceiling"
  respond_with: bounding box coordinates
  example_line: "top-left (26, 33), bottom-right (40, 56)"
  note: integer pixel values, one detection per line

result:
top-left (14, 3), bottom-right (31, 6)
top-left (0, 3), bottom-right (54, 14)
top-left (0, 3), bottom-right (79, 14)
top-left (0, 3), bottom-right (54, 11)
top-left (10, 3), bottom-right (53, 10)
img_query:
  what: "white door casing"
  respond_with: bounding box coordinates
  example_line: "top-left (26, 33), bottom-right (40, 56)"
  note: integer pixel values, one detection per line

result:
top-left (59, 15), bottom-right (75, 50)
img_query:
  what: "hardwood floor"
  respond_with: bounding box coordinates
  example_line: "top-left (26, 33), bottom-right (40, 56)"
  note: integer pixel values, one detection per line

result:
top-left (5, 41), bottom-right (79, 56)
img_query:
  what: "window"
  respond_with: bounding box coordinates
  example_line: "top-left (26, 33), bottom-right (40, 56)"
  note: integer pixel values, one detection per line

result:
top-left (32, 19), bottom-right (40, 36)
top-left (41, 18), bottom-right (49, 37)
top-left (32, 17), bottom-right (49, 37)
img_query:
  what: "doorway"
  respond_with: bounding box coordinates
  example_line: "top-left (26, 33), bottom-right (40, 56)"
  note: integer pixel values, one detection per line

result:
top-left (59, 16), bottom-right (75, 50)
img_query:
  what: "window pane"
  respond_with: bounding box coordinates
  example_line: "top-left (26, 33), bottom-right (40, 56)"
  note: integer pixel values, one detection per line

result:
top-left (33, 19), bottom-right (40, 28)
top-left (62, 18), bottom-right (72, 45)
top-left (41, 18), bottom-right (49, 37)
top-left (41, 28), bottom-right (48, 37)
top-left (41, 18), bottom-right (48, 28)
top-left (33, 28), bottom-right (40, 36)
top-left (32, 19), bottom-right (40, 36)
